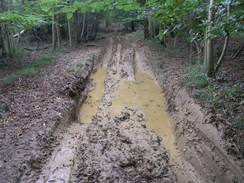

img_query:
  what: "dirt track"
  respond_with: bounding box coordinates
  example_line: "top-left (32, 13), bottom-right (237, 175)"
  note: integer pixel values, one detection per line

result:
top-left (0, 32), bottom-right (243, 183)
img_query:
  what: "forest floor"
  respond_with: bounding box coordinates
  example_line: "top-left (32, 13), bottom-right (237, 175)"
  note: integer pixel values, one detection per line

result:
top-left (0, 31), bottom-right (243, 183)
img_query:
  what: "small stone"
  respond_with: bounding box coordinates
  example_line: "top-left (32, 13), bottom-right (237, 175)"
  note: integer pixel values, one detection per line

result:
top-left (141, 124), bottom-right (146, 128)
top-left (24, 113), bottom-right (30, 117)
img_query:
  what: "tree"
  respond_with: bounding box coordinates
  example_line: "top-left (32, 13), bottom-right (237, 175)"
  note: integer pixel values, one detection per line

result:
top-left (204, 0), bottom-right (215, 77)
top-left (215, 0), bottom-right (232, 73)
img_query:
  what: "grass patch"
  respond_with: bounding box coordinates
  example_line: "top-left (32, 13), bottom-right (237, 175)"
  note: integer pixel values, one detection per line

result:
top-left (185, 62), bottom-right (211, 89)
top-left (18, 68), bottom-right (38, 78)
top-left (132, 30), bottom-right (144, 39)
top-left (2, 48), bottom-right (74, 85)
top-left (14, 45), bottom-right (30, 58)
top-left (3, 68), bottom-right (38, 85)
top-left (95, 34), bottom-right (102, 40)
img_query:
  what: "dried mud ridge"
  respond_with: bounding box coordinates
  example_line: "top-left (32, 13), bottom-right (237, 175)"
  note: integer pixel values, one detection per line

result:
top-left (0, 32), bottom-right (243, 183)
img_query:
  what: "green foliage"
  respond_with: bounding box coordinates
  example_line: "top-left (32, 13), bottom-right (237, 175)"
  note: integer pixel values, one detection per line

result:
top-left (111, 9), bottom-right (142, 24)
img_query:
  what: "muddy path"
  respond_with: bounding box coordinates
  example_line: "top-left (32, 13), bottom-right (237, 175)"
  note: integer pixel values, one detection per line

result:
top-left (1, 32), bottom-right (243, 183)
top-left (33, 33), bottom-right (243, 182)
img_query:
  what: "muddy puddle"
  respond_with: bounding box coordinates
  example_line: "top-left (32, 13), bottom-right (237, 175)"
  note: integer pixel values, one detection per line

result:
top-left (79, 68), bottom-right (107, 123)
top-left (112, 72), bottom-right (179, 158)
top-left (79, 68), bottom-right (178, 158)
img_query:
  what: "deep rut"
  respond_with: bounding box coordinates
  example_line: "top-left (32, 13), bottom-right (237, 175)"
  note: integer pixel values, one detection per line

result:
top-left (32, 34), bottom-right (243, 183)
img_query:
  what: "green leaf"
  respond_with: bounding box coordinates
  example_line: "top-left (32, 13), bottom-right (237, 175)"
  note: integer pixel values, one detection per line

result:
top-left (157, 31), bottom-right (164, 40)
top-left (67, 13), bottom-right (73, 19)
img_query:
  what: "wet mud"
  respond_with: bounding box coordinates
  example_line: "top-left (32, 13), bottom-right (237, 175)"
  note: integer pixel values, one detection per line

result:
top-left (0, 32), bottom-right (243, 183)
top-left (70, 116), bottom-right (176, 183)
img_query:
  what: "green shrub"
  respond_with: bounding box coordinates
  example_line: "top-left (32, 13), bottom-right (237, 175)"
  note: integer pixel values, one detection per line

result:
top-left (193, 90), bottom-right (211, 101)
top-left (185, 62), bottom-right (210, 89)
top-left (221, 87), bottom-right (244, 98)
top-left (14, 46), bottom-right (30, 57)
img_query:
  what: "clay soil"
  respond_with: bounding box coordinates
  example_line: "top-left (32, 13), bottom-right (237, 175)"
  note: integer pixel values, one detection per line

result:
top-left (0, 31), bottom-right (243, 183)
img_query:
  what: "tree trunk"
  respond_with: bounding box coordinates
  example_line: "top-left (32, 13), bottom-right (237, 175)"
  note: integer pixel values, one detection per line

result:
top-left (0, 3), bottom-right (7, 57)
top-left (173, 36), bottom-right (178, 47)
top-left (105, 11), bottom-right (110, 28)
top-left (204, 0), bottom-right (215, 77)
top-left (80, 12), bottom-right (86, 41)
top-left (215, 1), bottom-right (232, 73)
top-left (215, 34), bottom-right (229, 73)
top-left (0, 27), bottom-right (7, 57)
top-left (68, 15), bottom-right (76, 46)
top-left (56, 15), bottom-right (61, 49)
top-left (149, 21), bottom-right (155, 38)
top-left (131, 21), bottom-right (135, 31)
top-left (74, 11), bottom-right (78, 44)
top-left (68, 17), bottom-right (73, 46)
top-left (1, 0), bottom-right (15, 57)
top-left (56, 24), bottom-right (61, 49)
top-left (234, 44), bottom-right (244, 58)
top-left (143, 18), bottom-right (150, 39)
top-left (52, 13), bottom-right (57, 51)
top-left (204, 32), bottom-right (208, 67)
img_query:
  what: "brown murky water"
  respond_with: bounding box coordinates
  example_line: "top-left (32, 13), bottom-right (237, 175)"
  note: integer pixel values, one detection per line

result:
top-left (112, 72), bottom-right (178, 158)
top-left (79, 69), bottom-right (178, 158)
top-left (79, 68), bottom-right (107, 123)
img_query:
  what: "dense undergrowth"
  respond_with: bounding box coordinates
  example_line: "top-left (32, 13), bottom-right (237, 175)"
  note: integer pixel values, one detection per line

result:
top-left (185, 62), bottom-right (243, 131)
